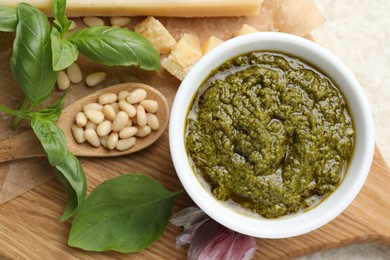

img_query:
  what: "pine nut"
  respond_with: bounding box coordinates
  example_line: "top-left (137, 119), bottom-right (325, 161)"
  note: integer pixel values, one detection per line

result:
top-left (110, 17), bottom-right (131, 27)
top-left (116, 137), bottom-right (136, 151)
top-left (140, 100), bottom-right (158, 113)
top-left (103, 104), bottom-right (116, 121)
top-left (97, 120), bottom-right (112, 136)
top-left (107, 132), bottom-right (119, 150)
top-left (100, 135), bottom-right (108, 148)
top-left (69, 20), bottom-right (77, 30)
top-left (84, 128), bottom-right (100, 147)
top-left (98, 93), bottom-right (117, 105)
top-left (86, 72), bottom-right (107, 87)
top-left (85, 109), bottom-right (105, 124)
top-left (83, 103), bottom-right (103, 112)
top-left (136, 126), bottom-right (151, 137)
top-left (85, 121), bottom-right (97, 130)
top-left (111, 102), bottom-right (120, 114)
top-left (75, 112), bottom-right (88, 127)
top-left (136, 105), bottom-right (147, 127)
top-left (119, 126), bottom-right (138, 139)
top-left (57, 71), bottom-right (70, 90)
top-left (146, 113), bottom-right (159, 130)
top-left (118, 100), bottom-right (136, 118)
top-left (67, 62), bottom-right (82, 84)
top-left (118, 90), bottom-right (130, 101)
top-left (83, 16), bottom-right (105, 27)
top-left (126, 88), bottom-right (147, 104)
top-left (112, 111), bottom-right (129, 132)
top-left (71, 125), bottom-right (85, 143)
top-left (127, 120), bottom-right (133, 127)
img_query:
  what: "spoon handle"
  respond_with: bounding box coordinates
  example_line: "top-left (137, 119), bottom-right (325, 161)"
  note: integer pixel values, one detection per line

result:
top-left (0, 130), bottom-right (45, 163)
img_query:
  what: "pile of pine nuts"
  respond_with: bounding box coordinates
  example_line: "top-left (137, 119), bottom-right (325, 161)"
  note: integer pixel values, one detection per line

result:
top-left (56, 61), bottom-right (107, 90)
top-left (71, 88), bottom-right (160, 151)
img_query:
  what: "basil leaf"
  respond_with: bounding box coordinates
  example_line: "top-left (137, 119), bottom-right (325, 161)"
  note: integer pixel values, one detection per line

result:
top-left (55, 151), bottom-right (87, 222)
top-left (10, 3), bottom-right (57, 106)
top-left (0, 6), bottom-right (18, 32)
top-left (52, 0), bottom-right (71, 35)
top-left (35, 93), bottom-right (66, 121)
top-left (68, 174), bottom-right (182, 252)
top-left (31, 115), bottom-right (67, 165)
top-left (51, 27), bottom-right (79, 71)
top-left (68, 27), bottom-right (160, 71)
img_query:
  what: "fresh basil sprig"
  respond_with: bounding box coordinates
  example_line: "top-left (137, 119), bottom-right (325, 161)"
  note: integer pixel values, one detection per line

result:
top-left (0, 6), bottom-right (18, 32)
top-left (11, 3), bottom-right (57, 106)
top-left (50, 0), bottom-right (78, 71)
top-left (30, 95), bottom-right (86, 221)
top-left (68, 174), bottom-right (183, 252)
top-left (0, 0), bottom-right (180, 251)
top-left (68, 27), bottom-right (160, 71)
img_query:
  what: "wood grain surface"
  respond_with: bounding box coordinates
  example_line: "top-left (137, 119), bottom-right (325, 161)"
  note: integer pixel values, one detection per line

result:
top-left (0, 132), bottom-right (389, 259)
top-left (0, 83), bottom-right (169, 163)
top-left (0, 4), bottom-right (388, 258)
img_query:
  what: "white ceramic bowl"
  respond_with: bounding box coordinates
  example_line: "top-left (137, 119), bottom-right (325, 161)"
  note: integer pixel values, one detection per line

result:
top-left (169, 32), bottom-right (375, 238)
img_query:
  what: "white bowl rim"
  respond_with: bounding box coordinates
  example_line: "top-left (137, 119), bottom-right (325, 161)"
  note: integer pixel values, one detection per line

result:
top-left (169, 32), bottom-right (375, 238)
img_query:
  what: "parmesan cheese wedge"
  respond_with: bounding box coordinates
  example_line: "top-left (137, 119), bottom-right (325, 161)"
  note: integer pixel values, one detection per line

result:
top-left (201, 36), bottom-right (224, 54)
top-left (161, 58), bottom-right (188, 81)
top-left (234, 24), bottom-right (259, 37)
top-left (1, 0), bottom-right (263, 17)
top-left (169, 34), bottom-right (202, 69)
top-left (134, 17), bottom-right (177, 54)
top-left (162, 33), bottom-right (202, 81)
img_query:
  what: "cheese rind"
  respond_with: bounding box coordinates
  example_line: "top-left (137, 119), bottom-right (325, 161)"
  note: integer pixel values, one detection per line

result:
top-left (0, 0), bottom-right (262, 17)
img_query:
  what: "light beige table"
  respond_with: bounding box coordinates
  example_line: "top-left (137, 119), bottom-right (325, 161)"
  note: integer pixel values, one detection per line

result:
top-left (299, 0), bottom-right (390, 259)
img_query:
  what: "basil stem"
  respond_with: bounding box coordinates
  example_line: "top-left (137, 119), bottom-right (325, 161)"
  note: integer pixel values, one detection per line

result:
top-left (52, 0), bottom-right (71, 35)
top-left (11, 3), bottom-right (57, 106)
top-left (0, 103), bottom-right (31, 118)
top-left (0, 6), bottom-right (18, 32)
top-left (11, 97), bottom-right (32, 129)
top-left (68, 26), bottom-right (160, 71)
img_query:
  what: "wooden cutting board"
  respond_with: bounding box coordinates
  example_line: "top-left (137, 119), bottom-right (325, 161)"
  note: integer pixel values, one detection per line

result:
top-left (0, 8), bottom-right (388, 259)
top-left (1, 143), bottom-right (390, 258)
top-left (0, 103), bottom-right (389, 259)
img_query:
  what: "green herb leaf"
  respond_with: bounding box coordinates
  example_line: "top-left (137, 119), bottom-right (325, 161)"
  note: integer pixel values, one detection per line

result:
top-left (68, 27), bottom-right (160, 71)
top-left (0, 6), bottom-right (18, 32)
top-left (31, 114), bottom-right (67, 166)
top-left (68, 174), bottom-right (182, 252)
top-left (10, 3), bottom-right (57, 106)
top-left (35, 93), bottom-right (66, 121)
top-left (52, 0), bottom-right (71, 34)
top-left (55, 151), bottom-right (87, 222)
top-left (51, 27), bottom-right (79, 71)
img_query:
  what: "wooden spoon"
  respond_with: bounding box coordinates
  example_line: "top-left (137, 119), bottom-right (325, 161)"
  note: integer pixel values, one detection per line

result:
top-left (0, 83), bottom-right (169, 163)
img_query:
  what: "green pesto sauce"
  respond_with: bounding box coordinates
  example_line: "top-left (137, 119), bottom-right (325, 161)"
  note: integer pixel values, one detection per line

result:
top-left (185, 51), bottom-right (355, 219)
